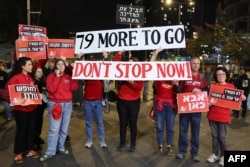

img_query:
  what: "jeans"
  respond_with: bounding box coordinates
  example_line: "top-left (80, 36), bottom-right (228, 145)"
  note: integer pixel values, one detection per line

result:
top-left (0, 100), bottom-right (12, 120)
top-left (178, 112), bottom-right (201, 156)
top-left (155, 102), bottom-right (176, 146)
top-left (209, 120), bottom-right (228, 156)
top-left (83, 100), bottom-right (105, 142)
top-left (45, 101), bottom-right (72, 155)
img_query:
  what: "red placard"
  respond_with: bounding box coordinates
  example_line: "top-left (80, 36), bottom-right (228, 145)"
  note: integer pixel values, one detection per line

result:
top-left (18, 24), bottom-right (47, 40)
top-left (15, 39), bottom-right (46, 60)
top-left (177, 92), bottom-right (209, 113)
top-left (8, 84), bottom-right (42, 106)
top-left (47, 39), bottom-right (75, 58)
top-left (208, 84), bottom-right (243, 110)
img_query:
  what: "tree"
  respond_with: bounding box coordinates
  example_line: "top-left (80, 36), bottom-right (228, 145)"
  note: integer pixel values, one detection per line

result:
top-left (186, 25), bottom-right (250, 66)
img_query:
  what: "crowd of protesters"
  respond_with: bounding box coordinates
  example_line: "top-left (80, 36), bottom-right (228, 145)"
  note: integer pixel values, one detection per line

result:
top-left (0, 49), bottom-right (249, 166)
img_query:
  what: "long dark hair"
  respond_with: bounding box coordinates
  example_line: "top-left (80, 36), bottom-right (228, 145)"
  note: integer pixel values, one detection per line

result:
top-left (8, 57), bottom-right (32, 80)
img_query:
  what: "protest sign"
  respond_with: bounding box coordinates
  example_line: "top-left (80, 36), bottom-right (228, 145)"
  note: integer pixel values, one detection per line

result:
top-left (15, 39), bottom-right (46, 60)
top-left (208, 84), bottom-right (243, 110)
top-left (72, 61), bottom-right (192, 81)
top-left (177, 92), bottom-right (209, 113)
top-left (116, 4), bottom-right (145, 25)
top-left (18, 24), bottom-right (47, 40)
top-left (47, 39), bottom-right (75, 58)
top-left (8, 84), bottom-right (42, 106)
top-left (75, 25), bottom-right (185, 54)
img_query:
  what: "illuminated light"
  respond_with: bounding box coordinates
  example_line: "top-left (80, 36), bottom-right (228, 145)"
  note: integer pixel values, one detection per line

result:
top-left (165, 0), bottom-right (172, 5)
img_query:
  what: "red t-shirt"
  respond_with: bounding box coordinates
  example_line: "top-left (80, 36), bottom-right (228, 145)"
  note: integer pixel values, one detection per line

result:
top-left (84, 80), bottom-right (104, 100)
top-left (117, 81), bottom-right (144, 100)
top-left (208, 82), bottom-right (235, 123)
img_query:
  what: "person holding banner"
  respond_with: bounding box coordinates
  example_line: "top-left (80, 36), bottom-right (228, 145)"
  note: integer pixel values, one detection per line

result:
top-left (82, 53), bottom-right (108, 148)
top-left (176, 57), bottom-right (208, 162)
top-left (40, 58), bottom-right (78, 161)
top-left (206, 66), bottom-right (246, 166)
top-left (5, 57), bottom-right (39, 163)
top-left (116, 57), bottom-right (144, 152)
top-left (154, 80), bottom-right (181, 156)
top-left (83, 79), bottom-right (107, 148)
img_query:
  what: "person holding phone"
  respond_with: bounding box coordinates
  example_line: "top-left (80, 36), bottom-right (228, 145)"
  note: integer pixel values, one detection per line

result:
top-left (40, 59), bottom-right (78, 161)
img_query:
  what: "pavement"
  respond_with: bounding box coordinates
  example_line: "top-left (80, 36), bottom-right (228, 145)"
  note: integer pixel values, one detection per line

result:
top-left (0, 82), bottom-right (250, 167)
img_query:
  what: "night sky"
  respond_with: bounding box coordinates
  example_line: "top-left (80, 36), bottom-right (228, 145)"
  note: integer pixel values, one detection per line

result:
top-left (40, 0), bottom-right (134, 36)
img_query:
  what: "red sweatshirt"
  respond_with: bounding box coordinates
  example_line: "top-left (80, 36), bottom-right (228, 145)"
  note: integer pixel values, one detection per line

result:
top-left (208, 83), bottom-right (235, 123)
top-left (84, 80), bottom-right (104, 100)
top-left (155, 81), bottom-right (177, 109)
top-left (117, 81), bottom-right (144, 100)
top-left (179, 73), bottom-right (208, 93)
top-left (46, 72), bottom-right (78, 102)
top-left (5, 73), bottom-right (37, 112)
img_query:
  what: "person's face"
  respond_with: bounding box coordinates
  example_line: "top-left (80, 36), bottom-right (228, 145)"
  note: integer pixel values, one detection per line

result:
top-left (49, 60), bottom-right (55, 70)
top-left (56, 60), bottom-right (65, 73)
top-left (190, 58), bottom-right (200, 73)
top-left (35, 68), bottom-right (43, 79)
top-left (216, 70), bottom-right (226, 84)
top-left (22, 60), bottom-right (33, 74)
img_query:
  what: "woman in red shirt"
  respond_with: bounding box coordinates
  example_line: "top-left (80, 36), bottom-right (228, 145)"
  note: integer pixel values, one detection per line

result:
top-left (6, 57), bottom-right (39, 163)
top-left (207, 66), bottom-right (246, 166)
top-left (116, 57), bottom-right (144, 152)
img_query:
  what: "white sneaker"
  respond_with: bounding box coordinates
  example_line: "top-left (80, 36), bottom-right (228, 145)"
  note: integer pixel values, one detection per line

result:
top-left (219, 156), bottom-right (224, 166)
top-left (207, 153), bottom-right (219, 163)
top-left (85, 141), bottom-right (93, 148)
top-left (99, 141), bottom-right (107, 148)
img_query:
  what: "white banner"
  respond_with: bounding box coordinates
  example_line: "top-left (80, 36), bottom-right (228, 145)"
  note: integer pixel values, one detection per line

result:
top-left (72, 61), bottom-right (192, 81)
top-left (74, 25), bottom-right (186, 54)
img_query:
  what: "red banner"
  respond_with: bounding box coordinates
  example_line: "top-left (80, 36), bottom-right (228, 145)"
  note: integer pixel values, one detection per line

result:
top-left (208, 84), bottom-right (243, 110)
top-left (47, 39), bottom-right (75, 58)
top-left (8, 84), bottom-right (42, 106)
top-left (177, 92), bottom-right (209, 113)
top-left (72, 61), bottom-right (192, 80)
top-left (15, 39), bottom-right (46, 60)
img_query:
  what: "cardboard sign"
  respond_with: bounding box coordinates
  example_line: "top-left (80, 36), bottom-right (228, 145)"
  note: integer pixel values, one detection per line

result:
top-left (47, 39), bottom-right (75, 58)
top-left (177, 92), bottom-right (209, 113)
top-left (8, 84), bottom-right (42, 106)
top-left (75, 25), bottom-right (186, 54)
top-left (116, 4), bottom-right (145, 25)
top-left (208, 84), bottom-right (243, 110)
top-left (18, 24), bottom-right (47, 40)
top-left (72, 61), bottom-right (192, 81)
top-left (15, 39), bottom-right (46, 60)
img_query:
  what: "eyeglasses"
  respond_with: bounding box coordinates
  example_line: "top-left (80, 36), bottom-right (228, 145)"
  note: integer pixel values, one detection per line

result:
top-left (216, 73), bottom-right (226, 77)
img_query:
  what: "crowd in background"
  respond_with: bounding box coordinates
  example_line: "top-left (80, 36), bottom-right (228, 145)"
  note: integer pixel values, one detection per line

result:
top-left (0, 50), bottom-right (249, 166)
